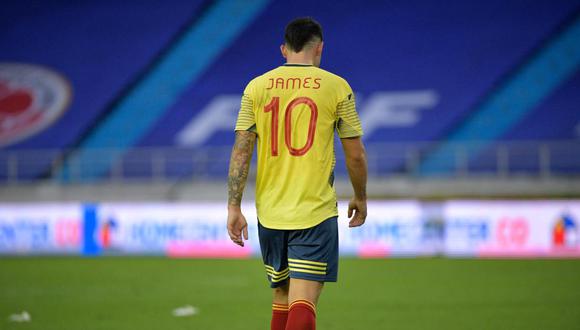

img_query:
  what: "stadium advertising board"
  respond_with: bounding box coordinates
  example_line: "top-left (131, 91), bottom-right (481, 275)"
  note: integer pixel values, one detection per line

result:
top-left (339, 201), bottom-right (433, 257)
top-left (444, 201), bottom-right (580, 257)
top-left (0, 203), bottom-right (81, 254)
top-left (94, 202), bottom-right (258, 257)
top-left (90, 201), bottom-right (428, 257)
top-left (1, 201), bottom-right (579, 257)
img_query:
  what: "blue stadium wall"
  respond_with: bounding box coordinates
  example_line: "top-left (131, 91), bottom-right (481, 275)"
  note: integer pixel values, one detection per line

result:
top-left (1, 0), bottom-right (579, 179)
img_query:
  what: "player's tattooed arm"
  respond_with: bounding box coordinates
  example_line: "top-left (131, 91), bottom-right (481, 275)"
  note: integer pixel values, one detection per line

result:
top-left (227, 130), bottom-right (257, 207)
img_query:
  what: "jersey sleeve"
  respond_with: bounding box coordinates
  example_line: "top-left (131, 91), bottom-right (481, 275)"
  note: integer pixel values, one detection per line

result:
top-left (234, 82), bottom-right (257, 132)
top-left (336, 90), bottom-right (363, 138)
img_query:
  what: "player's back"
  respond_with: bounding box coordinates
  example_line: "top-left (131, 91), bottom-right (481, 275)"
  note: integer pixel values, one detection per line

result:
top-left (236, 64), bottom-right (360, 230)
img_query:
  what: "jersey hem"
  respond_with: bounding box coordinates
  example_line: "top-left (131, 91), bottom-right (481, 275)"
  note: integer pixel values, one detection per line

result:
top-left (258, 212), bottom-right (339, 230)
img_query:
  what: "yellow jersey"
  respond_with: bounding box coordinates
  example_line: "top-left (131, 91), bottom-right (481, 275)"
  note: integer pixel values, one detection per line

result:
top-left (235, 64), bottom-right (363, 230)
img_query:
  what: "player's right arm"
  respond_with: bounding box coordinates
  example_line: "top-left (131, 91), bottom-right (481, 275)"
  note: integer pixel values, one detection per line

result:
top-left (227, 130), bottom-right (256, 246)
top-left (341, 137), bottom-right (368, 227)
top-left (227, 85), bottom-right (257, 247)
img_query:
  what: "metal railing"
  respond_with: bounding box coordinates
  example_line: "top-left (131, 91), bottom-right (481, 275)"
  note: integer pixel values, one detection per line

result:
top-left (0, 140), bottom-right (579, 184)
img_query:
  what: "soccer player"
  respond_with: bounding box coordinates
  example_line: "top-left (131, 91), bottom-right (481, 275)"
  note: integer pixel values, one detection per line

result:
top-left (227, 17), bottom-right (367, 330)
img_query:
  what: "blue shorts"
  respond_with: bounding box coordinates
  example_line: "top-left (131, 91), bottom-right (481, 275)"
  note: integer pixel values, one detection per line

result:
top-left (258, 216), bottom-right (339, 288)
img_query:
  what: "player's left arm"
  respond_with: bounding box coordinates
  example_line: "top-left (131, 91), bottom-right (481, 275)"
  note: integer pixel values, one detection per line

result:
top-left (336, 83), bottom-right (367, 228)
top-left (227, 130), bottom-right (256, 247)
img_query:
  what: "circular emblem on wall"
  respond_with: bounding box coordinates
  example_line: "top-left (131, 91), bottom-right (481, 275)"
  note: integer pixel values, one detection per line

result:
top-left (0, 63), bottom-right (72, 147)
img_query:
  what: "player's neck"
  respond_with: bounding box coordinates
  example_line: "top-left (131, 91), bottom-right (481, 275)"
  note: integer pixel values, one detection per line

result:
top-left (285, 53), bottom-right (314, 66)
top-left (285, 60), bottom-right (314, 66)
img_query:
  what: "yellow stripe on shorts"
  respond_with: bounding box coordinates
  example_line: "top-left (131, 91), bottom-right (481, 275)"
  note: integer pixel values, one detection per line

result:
top-left (265, 265), bottom-right (290, 282)
top-left (288, 267), bottom-right (326, 275)
top-left (287, 258), bottom-right (327, 267)
top-left (267, 269), bottom-right (290, 279)
top-left (265, 265), bottom-right (289, 274)
top-left (288, 262), bottom-right (326, 271)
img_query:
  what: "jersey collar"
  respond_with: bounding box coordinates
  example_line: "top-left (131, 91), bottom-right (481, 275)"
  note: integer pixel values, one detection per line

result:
top-left (283, 63), bottom-right (314, 67)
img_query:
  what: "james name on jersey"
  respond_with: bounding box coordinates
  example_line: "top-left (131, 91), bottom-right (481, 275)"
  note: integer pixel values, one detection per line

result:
top-left (266, 77), bottom-right (322, 90)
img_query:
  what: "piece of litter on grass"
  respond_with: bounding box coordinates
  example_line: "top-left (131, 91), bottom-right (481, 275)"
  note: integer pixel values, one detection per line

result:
top-left (8, 311), bottom-right (31, 322)
top-left (172, 305), bottom-right (198, 317)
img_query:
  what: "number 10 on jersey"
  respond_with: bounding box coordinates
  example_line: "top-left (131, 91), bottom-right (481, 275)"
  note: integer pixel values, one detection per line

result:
top-left (264, 96), bottom-right (318, 157)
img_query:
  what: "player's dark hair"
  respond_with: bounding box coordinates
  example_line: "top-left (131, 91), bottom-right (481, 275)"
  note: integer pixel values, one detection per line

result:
top-left (284, 17), bottom-right (323, 52)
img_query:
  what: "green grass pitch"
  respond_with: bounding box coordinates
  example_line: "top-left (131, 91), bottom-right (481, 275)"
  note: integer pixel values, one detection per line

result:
top-left (1, 257), bottom-right (579, 330)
